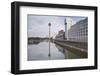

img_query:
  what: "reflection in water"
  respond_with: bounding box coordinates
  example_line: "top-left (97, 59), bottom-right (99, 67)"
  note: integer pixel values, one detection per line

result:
top-left (48, 40), bottom-right (51, 58)
top-left (28, 41), bottom-right (87, 61)
top-left (55, 44), bottom-right (87, 59)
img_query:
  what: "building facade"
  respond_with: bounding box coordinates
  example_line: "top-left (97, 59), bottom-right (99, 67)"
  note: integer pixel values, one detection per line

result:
top-left (55, 30), bottom-right (65, 41)
top-left (68, 18), bottom-right (88, 42)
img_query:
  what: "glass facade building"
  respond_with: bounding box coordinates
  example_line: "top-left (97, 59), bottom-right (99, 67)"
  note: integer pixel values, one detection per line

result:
top-left (68, 18), bottom-right (88, 42)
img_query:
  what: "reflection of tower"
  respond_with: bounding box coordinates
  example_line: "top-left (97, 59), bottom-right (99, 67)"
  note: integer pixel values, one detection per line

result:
top-left (65, 17), bottom-right (72, 40)
top-left (48, 41), bottom-right (51, 57)
top-left (48, 23), bottom-right (51, 57)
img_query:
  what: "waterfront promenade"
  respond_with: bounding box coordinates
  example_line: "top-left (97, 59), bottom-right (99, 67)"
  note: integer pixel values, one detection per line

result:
top-left (54, 39), bottom-right (87, 52)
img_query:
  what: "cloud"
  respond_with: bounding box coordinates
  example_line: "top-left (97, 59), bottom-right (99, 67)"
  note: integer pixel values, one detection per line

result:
top-left (28, 15), bottom-right (87, 37)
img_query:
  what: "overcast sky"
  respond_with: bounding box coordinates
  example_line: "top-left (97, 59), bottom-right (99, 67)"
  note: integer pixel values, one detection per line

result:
top-left (27, 15), bottom-right (86, 38)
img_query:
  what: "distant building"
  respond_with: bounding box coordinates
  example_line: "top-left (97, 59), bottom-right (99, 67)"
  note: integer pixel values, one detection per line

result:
top-left (55, 30), bottom-right (65, 41)
top-left (68, 18), bottom-right (88, 42)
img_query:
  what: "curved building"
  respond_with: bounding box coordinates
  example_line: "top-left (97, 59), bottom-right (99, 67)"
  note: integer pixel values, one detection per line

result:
top-left (68, 18), bottom-right (88, 42)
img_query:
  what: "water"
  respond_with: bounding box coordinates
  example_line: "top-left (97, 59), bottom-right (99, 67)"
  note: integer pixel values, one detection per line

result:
top-left (28, 41), bottom-right (87, 61)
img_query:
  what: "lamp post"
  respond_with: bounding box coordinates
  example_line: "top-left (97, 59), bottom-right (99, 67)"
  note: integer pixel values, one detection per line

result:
top-left (48, 22), bottom-right (51, 57)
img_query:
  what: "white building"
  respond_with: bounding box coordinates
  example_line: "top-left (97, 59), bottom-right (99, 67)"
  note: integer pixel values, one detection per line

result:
top-left (68, 18), bottom-right (88, 42)
top-left (56, 17), bottom-right (88, 43)
top-left (65, 17), bottom-right (72, 40)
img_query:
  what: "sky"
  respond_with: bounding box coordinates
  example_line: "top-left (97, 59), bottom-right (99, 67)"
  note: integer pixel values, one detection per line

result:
top-left (27, 15), bottom-right (87, 38)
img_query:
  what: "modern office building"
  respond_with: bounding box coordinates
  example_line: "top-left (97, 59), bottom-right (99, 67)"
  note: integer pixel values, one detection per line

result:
top-left (55, 17), bottom-right (88, 43)
top-left (68, 18), bottom-right (88, 42)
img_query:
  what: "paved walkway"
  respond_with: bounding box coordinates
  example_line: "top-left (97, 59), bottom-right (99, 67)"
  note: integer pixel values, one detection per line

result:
top-left (54, 40), bottom-right (87, 52)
